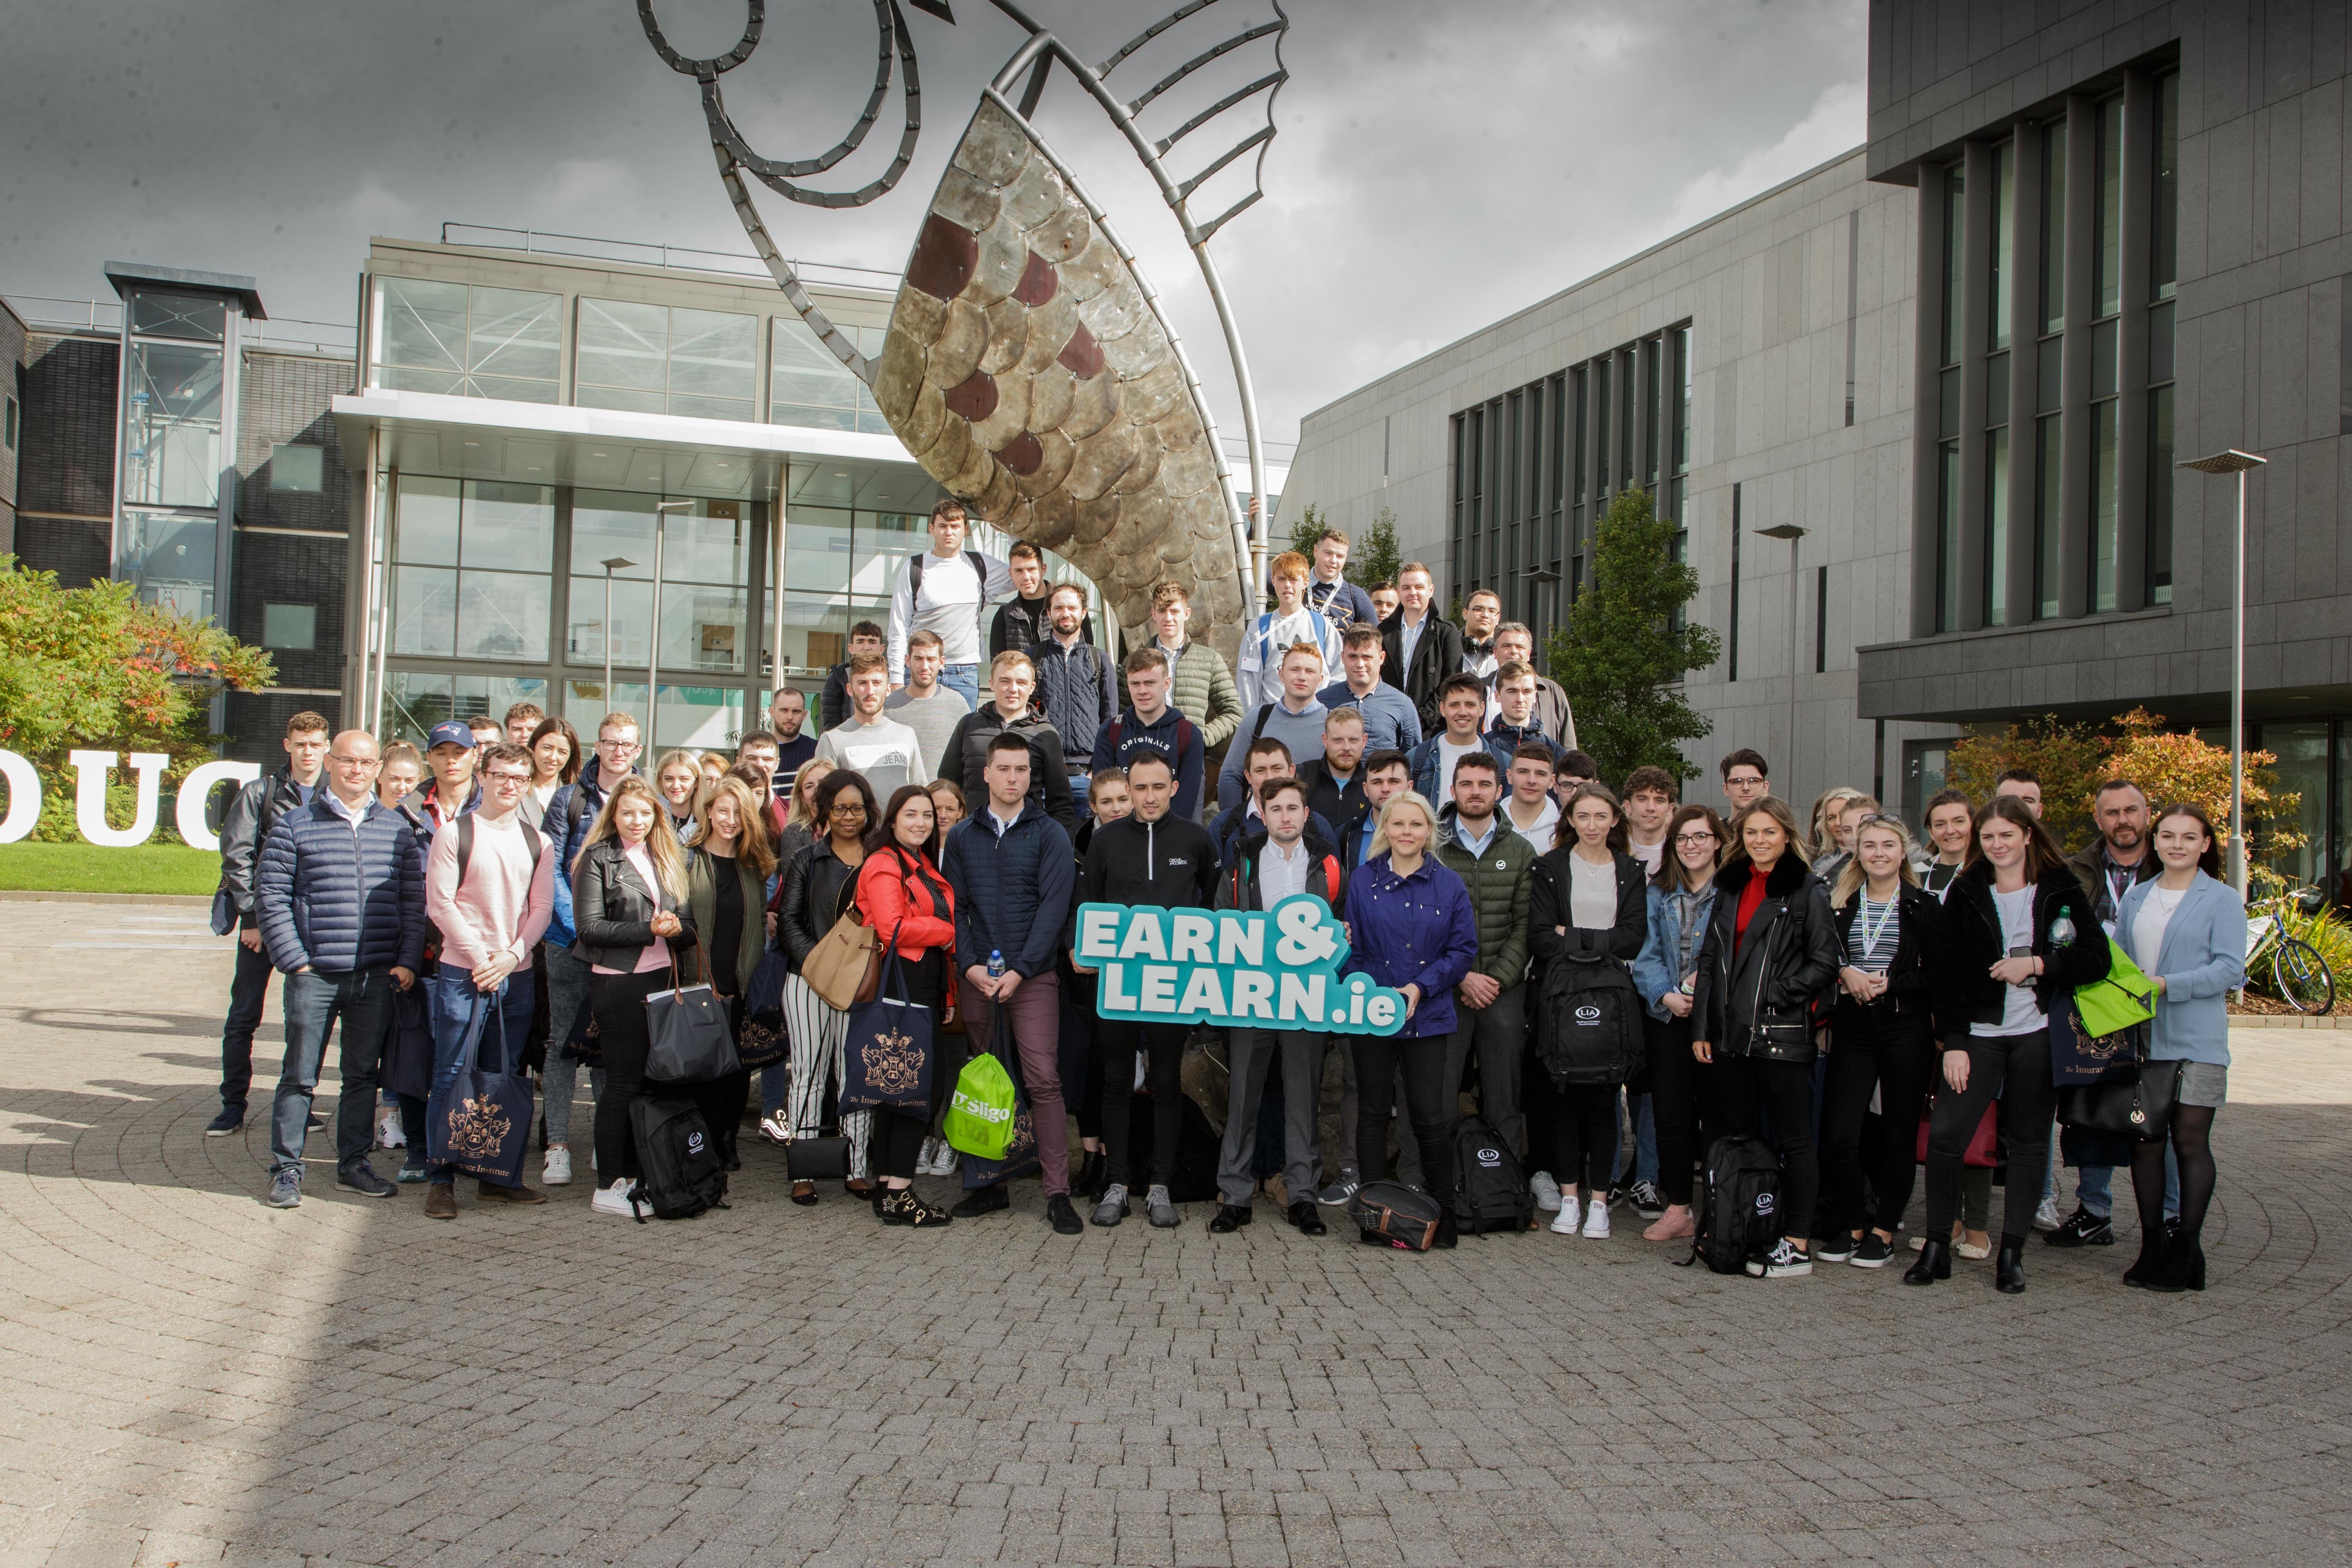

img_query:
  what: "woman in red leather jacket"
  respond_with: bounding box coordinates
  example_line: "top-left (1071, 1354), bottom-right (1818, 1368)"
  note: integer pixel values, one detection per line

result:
top-left (854, 783), bottom-right (960, 1228)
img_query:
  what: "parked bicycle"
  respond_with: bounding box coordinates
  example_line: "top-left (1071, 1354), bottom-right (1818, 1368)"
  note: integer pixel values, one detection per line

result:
top-left (2246, 886), bottom-right (2337, 1015)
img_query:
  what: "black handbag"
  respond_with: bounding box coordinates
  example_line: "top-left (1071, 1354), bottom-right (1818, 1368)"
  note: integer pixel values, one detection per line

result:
top-left (380, 982), bottom-right (435, 1102)
top-left (645, 957), bottom-right (741, 1085)
top-left (2057, 1059), bottom-right (2183, 1142)
top-left (785, 1135), bottom-right (850, 1181)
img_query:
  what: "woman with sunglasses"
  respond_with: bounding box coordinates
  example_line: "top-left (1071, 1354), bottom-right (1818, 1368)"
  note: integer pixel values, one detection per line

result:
top-left (1816, 812), bottom-right (1944, 1269)
top-left (774, 769), bottom-right (880, 1204)
top-left (2111, 803), bottom-right (2243, 1292)
top-left (1629, 804), bottom-right (1726, 1241)
top-left (1907, 795), bottom-right (2108, 1293)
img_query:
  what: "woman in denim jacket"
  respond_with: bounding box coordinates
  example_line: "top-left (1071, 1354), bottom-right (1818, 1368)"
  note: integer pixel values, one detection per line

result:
top-left (1628, 804), bottom-right (1726, 1242)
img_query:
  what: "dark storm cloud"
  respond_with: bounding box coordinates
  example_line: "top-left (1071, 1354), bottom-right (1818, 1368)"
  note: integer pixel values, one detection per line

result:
top-left (0, 0), bottom-right (1863, 447)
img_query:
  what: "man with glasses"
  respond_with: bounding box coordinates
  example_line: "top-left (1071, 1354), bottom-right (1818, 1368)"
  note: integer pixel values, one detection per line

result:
top-left (1719, 749), bottom-right (1770, 816)
top-left (538, 712), bottom-right (643, 1187)
top-left (255, 731), bottom-right (424, 1207)
top-left (421, 742), bottom-right (556, 1220)
top-left (209, 710), bottom-right (330, 1137)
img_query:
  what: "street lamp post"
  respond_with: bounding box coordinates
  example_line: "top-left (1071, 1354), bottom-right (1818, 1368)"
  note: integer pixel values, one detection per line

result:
top-left (2177, 448), bottom-right (2268, 896)
top-left (1757, 523), bottom-right (1808, 793)
top-left (599, 556), bottom-right (637, 708)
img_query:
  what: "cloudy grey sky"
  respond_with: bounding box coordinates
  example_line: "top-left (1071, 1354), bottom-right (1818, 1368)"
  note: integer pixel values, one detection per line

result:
top-left (0, 0), bottom-right (1866, 454)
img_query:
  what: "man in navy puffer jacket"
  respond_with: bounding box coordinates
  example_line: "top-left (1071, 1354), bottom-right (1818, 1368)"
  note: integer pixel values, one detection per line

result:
top-left (255, 730), bottom-right (427, 1208)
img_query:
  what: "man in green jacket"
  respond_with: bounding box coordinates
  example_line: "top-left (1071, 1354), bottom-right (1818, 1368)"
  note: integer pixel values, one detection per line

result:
top-left (1433, 751), bottom-right (1537, 1160)
top-left (1128, 581), bottom-right (1243, 815)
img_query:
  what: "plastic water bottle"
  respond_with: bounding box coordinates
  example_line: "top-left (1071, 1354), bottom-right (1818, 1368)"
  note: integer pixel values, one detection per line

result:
top-left (988, 949), bottom-right (1004, 980)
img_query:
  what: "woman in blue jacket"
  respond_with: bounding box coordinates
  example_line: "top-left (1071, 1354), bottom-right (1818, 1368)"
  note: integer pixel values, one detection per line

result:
top-left (1342, 789), bottom-right (1480, 1248)
top-left (2112, 802), bottom-right (2245, 1293)
top-left (1630, 804), bottom-right (1726, 1242)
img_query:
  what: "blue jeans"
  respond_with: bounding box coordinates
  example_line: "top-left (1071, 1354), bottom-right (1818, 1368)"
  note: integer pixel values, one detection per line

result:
top-left (2078, 1152), bottom-right (2178, 1219)
top-left (220, 937), bottom-right (276, 1115)
top-left (760, 1061), bottom-right (789, 1117)
top-left (270, 966), bottom-right (395, 1179)
top-left (1068, 772), bottom-right (1093, 821)
top-left (940, 662), bottom-right (980, 710)
top-left (426, 966), bottom-right (536, 1185)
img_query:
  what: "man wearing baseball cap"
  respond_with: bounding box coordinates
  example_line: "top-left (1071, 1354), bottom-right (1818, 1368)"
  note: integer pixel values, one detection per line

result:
top-left (416, 722), bottom-right (484, 833)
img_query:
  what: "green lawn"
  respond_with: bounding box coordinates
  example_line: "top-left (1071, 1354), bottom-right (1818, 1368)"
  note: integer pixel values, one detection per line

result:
top-left (0, 841), bottom-right (220, 896)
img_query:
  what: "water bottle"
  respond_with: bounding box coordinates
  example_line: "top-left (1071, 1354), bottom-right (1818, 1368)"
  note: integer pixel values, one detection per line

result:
top-left (988, 949), bottom-right (1004, 980)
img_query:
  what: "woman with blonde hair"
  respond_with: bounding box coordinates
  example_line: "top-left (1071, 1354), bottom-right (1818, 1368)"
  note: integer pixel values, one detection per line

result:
top-left (686, 774), bottom-right (778, 1172)
top-left (575, 775), bottom-right (699, 1216)
top-left (1816, 811), bottom-right (1944, 1269)
top-left (1807, 786), bottom-right (1866, 874)
top-left (1341, 790), bottom-right (1480, 1249)
top-left (654, 749), bottom-right (705, 843)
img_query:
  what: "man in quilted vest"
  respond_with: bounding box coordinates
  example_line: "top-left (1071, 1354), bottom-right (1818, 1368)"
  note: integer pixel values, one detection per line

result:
top-left (1433, 753), bottom-right (1537, 1160)
top-left (254, 731), bottom-right (426, 1209)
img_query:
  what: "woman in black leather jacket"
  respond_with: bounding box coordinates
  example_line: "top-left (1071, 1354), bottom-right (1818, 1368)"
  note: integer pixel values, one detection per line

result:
top-left (1690, 795), bottom-right (1841, 1278)
top-left (773, 769), bottom-right (878, 1205)
top-left (575, 776), bottom-right (700, 1217)
top-left (1906, 794), bottom-right (2109, 1294)
top-left (1816, 813), bottom-right (1945, 1270)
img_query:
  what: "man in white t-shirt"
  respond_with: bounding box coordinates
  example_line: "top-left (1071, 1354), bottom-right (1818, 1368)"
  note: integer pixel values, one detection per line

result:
top-left (1502, 743), bottom-right (1561, 848)
top-left (887, 498), bottom-right (1011, 710)
top-left (882, 628), bottom-right (973, 772)
top-left (814, 652), bottom-right (934, 798)
top-left (1621, 766), bottom-right (1678, 878)
top-left (1237, 551), bottom-right (1343, 707)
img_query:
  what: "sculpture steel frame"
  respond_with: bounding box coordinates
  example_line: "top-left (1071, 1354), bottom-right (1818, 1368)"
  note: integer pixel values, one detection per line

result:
top-left (635, 0), bottom-right (1288, 654)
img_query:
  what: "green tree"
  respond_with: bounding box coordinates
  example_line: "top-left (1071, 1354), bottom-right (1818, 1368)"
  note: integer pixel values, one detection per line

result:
top-left (1347, 505), bottom-right (1401, 588)
top-left (1545, 490), bottom-right (1720, 784)
top-left (0, 558), bottom-right (274, 841)
top-left (1284, 502), bottom-right (1328, 561)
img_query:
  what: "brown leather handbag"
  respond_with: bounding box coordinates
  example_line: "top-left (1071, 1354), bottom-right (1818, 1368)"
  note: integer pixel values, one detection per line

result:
top-left (803, 906), bottom-right (882, 1011)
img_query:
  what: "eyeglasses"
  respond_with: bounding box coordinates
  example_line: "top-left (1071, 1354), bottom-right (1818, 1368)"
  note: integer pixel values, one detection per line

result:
top-left (828, 802), bottom-right (868, 818)
top-left (328, 754), bottom-right (381, 770)
top-left (1673, 831), bottom-right (1718, 846)
top-left (486, 770), bottom-right (530, 786)
top-left (598, 737), bottom-right (639, 753)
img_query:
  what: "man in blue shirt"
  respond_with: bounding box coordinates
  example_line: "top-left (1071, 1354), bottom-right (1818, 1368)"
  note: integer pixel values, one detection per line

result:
top-left (1316, 624), bottom-right (1421, 753)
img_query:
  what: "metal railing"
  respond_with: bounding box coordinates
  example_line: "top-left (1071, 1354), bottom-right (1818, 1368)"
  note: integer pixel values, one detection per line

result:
top-left (5, 294), bottom-right (355, 355)
top-left (436, 222), bottom-right (901, 293)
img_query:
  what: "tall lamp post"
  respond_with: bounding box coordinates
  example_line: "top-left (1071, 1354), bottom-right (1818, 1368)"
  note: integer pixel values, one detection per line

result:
top-left (598, 556), bottom-right (637, 709)
top-left (2177, 448), bottom-right (2267, 896)
top-left (1757, 523), bottom-right (1808, 792)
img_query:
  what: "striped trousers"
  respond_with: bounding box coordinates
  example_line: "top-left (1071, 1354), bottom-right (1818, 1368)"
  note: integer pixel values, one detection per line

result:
top-left (780, 972), bottom-right (871, 1179)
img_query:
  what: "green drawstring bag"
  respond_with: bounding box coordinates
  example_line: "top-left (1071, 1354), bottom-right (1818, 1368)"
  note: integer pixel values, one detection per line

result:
top-left (943, 1047), bottom-right (1019, 1161)
top-left (2074, 936), bottom-right (2157, 1037)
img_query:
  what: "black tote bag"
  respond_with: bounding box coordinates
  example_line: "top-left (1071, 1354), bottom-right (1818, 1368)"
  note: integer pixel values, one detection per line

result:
top-left (838, 934), bottom-right (934, 1115)
top-left (645, 957), bottom-right (741, 1086)
top-left (425, 989), bottom-right (533, 1186)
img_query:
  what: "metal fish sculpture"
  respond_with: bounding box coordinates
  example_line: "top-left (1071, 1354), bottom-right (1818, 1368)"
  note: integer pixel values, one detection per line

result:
top-left (636, 0), bottom-right (1288, 659)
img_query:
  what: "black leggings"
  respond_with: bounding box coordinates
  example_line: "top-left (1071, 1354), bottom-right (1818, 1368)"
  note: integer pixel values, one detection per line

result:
top-left (1820, 1004), bottom-right (1936, 1235)
top-left (1924, 1024), bottom-right (2056, 1244)
top-left (2135, 1102), bottom-right (2217, 1247)
top-left (1644, 1013), bottom-right (1706, 1206)
top-left (1100, 1020), bottom-right (1190, 1188)
top-left (1546, 1081), bottom-right (1618, 1194)
top-left (1354, 1033), bottom-right (1455, 1198)
top-left (1715, 1053), bottom-right (1819, 1238)
top-left (872, 949), bottom-right (948, 1181)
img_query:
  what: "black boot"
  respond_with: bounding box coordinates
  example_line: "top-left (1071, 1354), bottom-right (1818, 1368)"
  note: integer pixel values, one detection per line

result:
top-left (2144, 1236), bottom-right (2206, 1294)
top-left (1903, 1237), bottom-right (1951, 1285)
top-left (1077, 1149), bottom-right (1107, 1201)
top-left (1995, 1237), bottom-right (2026, 1294)
top-left (1433, 1209), bottom-right (1459, 1250)
top-left (2122, 1238), bottom-right (2165, 1287)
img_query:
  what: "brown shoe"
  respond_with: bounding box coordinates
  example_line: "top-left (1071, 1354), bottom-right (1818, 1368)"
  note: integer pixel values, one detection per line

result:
top-left (476, 1181), bottom-right (547, 1205)
top-left (424, 1182), bottom-right (457, 1220)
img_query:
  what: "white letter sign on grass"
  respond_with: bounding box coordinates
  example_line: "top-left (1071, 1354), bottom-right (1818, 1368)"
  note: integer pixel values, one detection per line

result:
top-left (1074, 894), bottom-right (1407, 1036)
top-left (68, 751), bottom-right (171, 848)
top-left (0, 751), bottom-right (40, 844)
top-left (175, 760), bottom-right (262, 852)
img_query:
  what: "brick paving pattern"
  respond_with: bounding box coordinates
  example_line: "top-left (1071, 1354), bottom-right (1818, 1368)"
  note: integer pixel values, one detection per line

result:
top-left (1, 899), bottom-right (2349, 1567)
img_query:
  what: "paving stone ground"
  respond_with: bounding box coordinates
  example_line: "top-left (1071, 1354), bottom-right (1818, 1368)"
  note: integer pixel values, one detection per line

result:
top-left (3, 897), bottom-right (2350, 1568)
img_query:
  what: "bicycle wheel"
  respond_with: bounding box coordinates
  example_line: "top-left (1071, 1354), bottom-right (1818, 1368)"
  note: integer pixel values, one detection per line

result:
top-left (2271, 937), bottom-right (2337, 1015)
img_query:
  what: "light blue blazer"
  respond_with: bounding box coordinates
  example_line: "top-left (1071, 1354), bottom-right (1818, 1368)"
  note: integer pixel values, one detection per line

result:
top-left (2114, 872), bottom-right (2246, 1066)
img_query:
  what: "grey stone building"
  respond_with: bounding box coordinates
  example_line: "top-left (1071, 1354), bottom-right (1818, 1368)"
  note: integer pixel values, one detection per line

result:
top-left (1284, 0), bottom-right (2349, 893)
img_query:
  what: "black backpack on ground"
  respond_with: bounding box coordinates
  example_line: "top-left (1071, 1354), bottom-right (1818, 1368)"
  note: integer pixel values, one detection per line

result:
top-left (627, 1095), bottom-right (729, 1221)
top-left (1452, 1115), bottom-right (1533, 1234)
top-left (1683, 1134), bottom-right (1783, 1274)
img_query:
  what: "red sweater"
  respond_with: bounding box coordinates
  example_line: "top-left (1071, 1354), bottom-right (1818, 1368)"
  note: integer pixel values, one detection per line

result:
top-left (856, 845), bottom-right (956, 959)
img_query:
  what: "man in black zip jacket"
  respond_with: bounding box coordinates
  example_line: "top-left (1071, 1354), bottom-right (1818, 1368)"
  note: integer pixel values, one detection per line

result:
top-left (938, 651), bottom-right (1079, 833)
top-left (207, 711), bottom-right (331, 1136)
top-left (1072, 749), bottom-right (1217, 1230)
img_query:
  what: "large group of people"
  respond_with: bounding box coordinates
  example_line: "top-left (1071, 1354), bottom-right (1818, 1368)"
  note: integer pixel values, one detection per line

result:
top-left (212, 498), bottom-right (2239, 1290)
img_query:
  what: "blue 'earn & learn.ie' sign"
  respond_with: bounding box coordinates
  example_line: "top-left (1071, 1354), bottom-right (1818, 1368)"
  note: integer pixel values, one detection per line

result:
top-left (1073, 895), bottom-right (1407, 1036)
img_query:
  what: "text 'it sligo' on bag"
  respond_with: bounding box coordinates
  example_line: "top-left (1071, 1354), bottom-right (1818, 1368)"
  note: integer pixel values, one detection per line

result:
top-left (426, 986), bottom-right (532, 1188)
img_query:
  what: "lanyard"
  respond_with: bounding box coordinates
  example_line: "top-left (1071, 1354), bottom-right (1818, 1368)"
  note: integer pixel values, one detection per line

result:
top-left (1857, 894), bottom-right (1897, 960)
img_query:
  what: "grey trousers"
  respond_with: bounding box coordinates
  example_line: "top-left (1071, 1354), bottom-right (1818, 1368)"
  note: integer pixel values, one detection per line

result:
top-left (541, 941), bottom-right (602, 1146)
top-left (1442, 984), bottom-right (1527, 1159)
top-left (1220, 1028), bottom-right (1323, 1206)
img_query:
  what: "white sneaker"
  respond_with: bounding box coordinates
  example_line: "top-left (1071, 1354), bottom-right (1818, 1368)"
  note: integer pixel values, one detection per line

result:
top-left (2033, 1194), bottom-right (2063, 1233)
top-left (914, 1136), bottom-right (938, 1175)
top-left (590, 1176), bottom-right (637, 1216)
top-left (1745, 1237), bottom-right (1813, 1278)
top-left (376, 1108), bottom-right (405, 1150)
top-left (1549, 1194), bottom-right (1582, 1235)
top-left (543, 1147), bottom-right (572, 1186)
top-left (1530, 1171), bottom-right (1563, 1213)
top-left (759, 1112), bottom-right (791, 1145)
top-left (1580, 1192), bottom-right (1612, 1239)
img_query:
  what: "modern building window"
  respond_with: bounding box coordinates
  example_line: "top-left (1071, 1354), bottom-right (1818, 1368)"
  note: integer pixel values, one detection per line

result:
top-left (373, 277), bottom-right (561, 403)
top-left (123, 341), bottom-right (223, 510)
top-left (1988, 141), bottom-right (2014, 354)
top-left (576, 298), bottom-right (758, 421)
top-left (2095, 96), bottom-right (2124, 319)
top-left (269, 442), bottom-right (323, 493)
top-left (262, 602), bottom-right (318, 651)
top-left (386, 671), bottom-right (550, 751)
top-left (1727, 481), bottom-right (1742, 681)
top-left (2034, 410), bottom-right (2063, 620)
top-left (120, 510), bottom-right (218, 621)
top-left (390, 476), bottom-right (554, 662)
top-left (2152, 71), bottom-right (2179, 301)
top-left (1569, 365), bottom-right (1587, 594)
top-left (4, 394), bottom-right (17, 451)
top-left (2147, 299), bottom-right (2176, 604)
top-left (771, 317), bottom-right (889, 433)
top-left (2039, 121), bottom-right (2067, 334)
top-left (118, 285), bottom-right (232, 622)
top-left (1935, 162), bottom-right (1964, 631)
